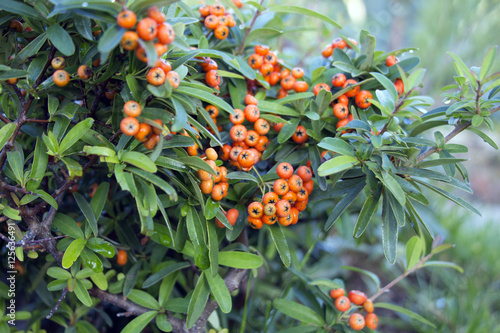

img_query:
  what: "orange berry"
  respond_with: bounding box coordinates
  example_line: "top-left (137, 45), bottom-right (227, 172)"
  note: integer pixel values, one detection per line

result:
top-left (123, 100), bottom-right (142, 117)
top-left (121, 31), bottom-right (139, 51)
top-left (348, 290), bottom-right (367, 305)
top-left (53, 70), bottom-right (70, 87)
top-left (365, 313), bottom-right (378, 330)
top-left (362, 300), bottom-right (374, 313)
top-left (275, 199), bottom-right (291, 217)
top-left (248, 202), bottom-right (264, 218)
top-left (288, 175), bottom-right (303, 193)
top-left (386, 55), bottom-right (399, 67)
top-left (263, 192), bottom-right (279, 205)
top-left (117, 10), bottom-right (137, 29)
top-left (292, 81), bottom-right (309, 93)
top-left (146, 67), bottom-right (166, 86)
top-left (276, 162), bottom-right (293, 179)
top-left (147, 6), bottom-right (166, 24)
top-left (292, 125), bottom-right (308, 144)
top-left (335, 296), bottom-right (351, 312)
top-left (333, 103), bottom-right (349, 119)
top-left (343, 79), bottom-right (360, 98)
top-left (120, 117), bottom-right (140, 136)
top-left (244, 105), bottom-right (260, 122)
top-left (355, 90), bottom-right (373, 109)
top-left (313, 83), bottom-right (330, 96)
top-left (332, 73), bottom-right (346, 87)
top-left (349, 313), bottom-right (365, 331)
top-left (117, 249), bottom-right (128, 265)
top-left (137, 17), bottom-right (157, 41)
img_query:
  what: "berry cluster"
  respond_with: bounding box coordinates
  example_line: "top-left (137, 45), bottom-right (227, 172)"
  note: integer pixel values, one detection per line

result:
top-left (50, 55), bottom-right (93, 88)
top-left (220, 95), bottom-right (269, 171)
top-left (247, 45), bottom-right (309, 99)
top-left (386, 55), bottom-right (405, 96)
top-left (199, 57), bottom-right (222, 89)
top-left (198, 148), bottom-right (230, 202)
top-left (117, 7), bottom-right (180, 88)
top-left (199, 4), bottom-right (236, 41)
top-left (330, 288), bottom-right (379, 331)
top-left (246, 162), bottom-right (314, 229)
top-left (321, 36), bottom-right (357, 58)
top-left (120, 100), bottom-right (163, 150)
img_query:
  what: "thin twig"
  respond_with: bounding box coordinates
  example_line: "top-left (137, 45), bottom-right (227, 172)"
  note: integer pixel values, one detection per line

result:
top-left (236, 0), bottom-right (266, 55)
top-left (46, 288), bottom-right (68, 319)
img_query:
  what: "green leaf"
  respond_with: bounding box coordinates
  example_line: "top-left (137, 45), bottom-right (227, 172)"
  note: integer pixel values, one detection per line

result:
top-left (59, 118), bottom-right (94, 155)
top-left (380, 172), bottom-right (406, 207)
top-left (74, 15), bottom-right (93, 40)
top-left (268, 5), bottom-right (341, 28)
top-left (273, 299), bottom-right (324, 327)
top-left (479, 46), bottom-right (498, 80)
top-left (170, 95), bottom-right (188, 133)
top-left (448, 52), bottom-right (477, 88)
top-left (74, 280), bottom-right (92, 307)
top-left (308, 278), bottom-right (343, 290)
top-left (340, 266), bottom-right (380, 288)
top-left (47, 267), bottom-right (71, 280)
top-left (177, 156), bottom-right (215, 175)
top-left (15, 33), bottom-right (48, 66)
top-left (0, 0), bottom-right (40, 20)
top-left (7, 151), bottom-right (23, 184)
top-left (405, 236), bottom-right (423, 271)
top-left (61, 157), bottom-right (83, 179)
top-left (128, 289), bottom-right (161, 310)
top-left (277, 118), bottom-right (300, 144)
top-left (62, 238), bottom-right (87, 269)
top-left (225, 171), bottom-right (259, 183)
top-left (207, 219), bottom-right (219, 276)
top-left (156, 313), bottom-right (173, 332)
top-left (73, 193), bottom-right (98, 237)
top-left (215, 210), bottom-right (233, 230)
top-left (27, 139), bottom-right (48, 191)
top-left (371, 72), bottom-right (398, 101)
top-left (52, 213), bottom-right (84, 239)
top-left (422, 261), bottom-right (464, 273)
top-left (86, 238), bottom-right (115, 258)
top-left (90, 183), bottom-right (109, 219)
top-left (374, 302), bottom-right (436, 328)
top-left (205, 272), bottom-right (232, 314)
top-left (382, 193), bottom-right (398, 264)
top-left (186, 272), bottom-right (210, 329)
top-left (467, 127), bottom-right (498, 150)
top-left (268, 224), bottom-right (291, 267)
top-left (318, 137), bottom-right (354, 157)
top-left (97, 24), bottom-right (126, 55)
top-left (416, 158), bottom-right (467, 168)
top-left (121, 311), bottom-right (158, 333)
top-left (90, 272), bottom-right (108, 290)
top-left (317, 156), bottom-right (359, 177)
top-left (276, 92), bottom-right (315, 104)
top-left (122, 151), bottom-right (157, 173)
top-left (353, 185), bottom-right (382, 238)
top-left (0, 123), bottom-right (15, 150)
top-left (47, 23), bottom-right (75, 56)
top-left (245, 28), bottom-right (282, 46)
top-left (128, 167), bottom-right (177, 201)
top-left (257, 100), bottom-right (299, 117)
top-left (324, 180), bottom-right (366, 231)
top-left (218, 251), bottom-right (263, 269)
top-left (142, 262), bottom-right (190, 288)
top-left (176, 86), bottom-right (234, 114)
top-left (34, 189), bottom-right (58, 209)
top-left (416, 180), bottom-right (481, 216)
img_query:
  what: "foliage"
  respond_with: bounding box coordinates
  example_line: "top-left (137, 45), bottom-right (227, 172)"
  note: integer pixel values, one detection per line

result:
top-left (0, 0), bottom-right (498, 332)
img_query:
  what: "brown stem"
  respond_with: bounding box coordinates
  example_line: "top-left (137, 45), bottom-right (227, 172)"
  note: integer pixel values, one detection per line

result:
top-left (0, 113), bottom-right (12, 124)
top-left (236, 0), bottom-right (266, 55)
top-left (416, 103), bottom-right (500, 163)
top-left (25, 119), bottom-right (51, 123)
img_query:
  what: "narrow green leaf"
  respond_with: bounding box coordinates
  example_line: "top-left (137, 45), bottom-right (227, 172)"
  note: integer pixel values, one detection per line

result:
top-left (317, 156), bottom-right (359, 177)
top-left (122, 151), bottom-right (157, 173)
top-left (59, 118), bottom-right (94, 155)
top-left (218, 251), bottom-right (263, 269)
top-left (34, 190), bottom-right (58, 209)
top-left (353, 185), bottom-right (382, 238)
top-left (206, 217), bottom-right (219, 276)
top-left (52, 213), bottom-right (84, 239)
top-left (176, 86), bottom-right (234, 114)
top-left (73, 193), bottom-right (98, 237)
top-left (142, 262), bottom-right (190, 288)
top-left (324, 181), bottom-right (366, 231)
top-left (47, 24), bottom-right (75, 56)
top-left (268, 224), bottom-right (291, 267)
top-left (27, 139), bottom-right (48, 191)
top-left (128, 167), bottom-right (177, 201)
top-left (74, 280), bottom-right (92, 307)
top-left (128, 289), bottom-right (161, 310)
top-left (0, 123), bottom-right (15, 150)
top-left (340, 266), bottom-right (380, 288)
top-left (121, 311), bottom-right (158, 333)
top-left (186, 272), bottom-right (210, 329)
top-left (123, 262), bottom-right (142, 297)
top-left (422, 261), bottom-right (464, 273)
top-left (382, 194), bottom-right (398, 264)
top-left (448, 52), bottom-right (477, 88)
top-left (97, 24), bottom-right (126, 55)
top-left (47, 267), bottom-right (71, 280)
top-left (273, 299), bottom-right (324, 326)
top-left (405, 236), bottom-right (423, 271)
top-left (371, 72), bottom-right (398, 101)
top-left (317, 137), bottom-right (355, 157)
top-left (374, 303), bottom-right (436, 328)
top-left (277, 118), bottom-right (300, 144)
top-left (90, 183), bottom-right (109, 219)
top-left (205, 272), bottom-right (232, 314)
top-left (467, 127), bottom-right (498, 149)
top-left (62, 238), bottom-right (87, 269)
top-left (268, 5), bottom-right (341, 28)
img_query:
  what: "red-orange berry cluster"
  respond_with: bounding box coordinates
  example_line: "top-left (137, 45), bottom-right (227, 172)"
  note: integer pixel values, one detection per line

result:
top-left (117, 7), bottom-right (179, 88)
top-left (198, 148), bottom-right (229, 201)
top-left (120, 100), bottom-right (163, 150)
top-left (199, 4), bottom-right (235, 40)
top-left (329, 288), bottom-right (379, 331)
top-left (247, 45), bottom-right (309, 99)
top-left (198, 57), bottom-right (222, 90)
top-left (321, 36), bottom-right (357, 58)
top-left (246, 163), bottom-right (314, 229)
top-left (205, 104), bottom-right (223, 134)
top-left (219, 95), bottom-right (269, 171)
top-left (385, 55), bottom-right (405, 96)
